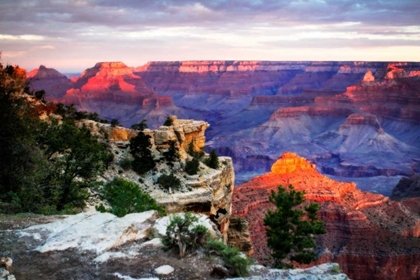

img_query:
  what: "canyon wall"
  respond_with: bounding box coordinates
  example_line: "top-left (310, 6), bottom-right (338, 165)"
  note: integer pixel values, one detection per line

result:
top-left (29, 61), bottom-right (420, 194)
top-left (232, 152), bottom-right (420, 280)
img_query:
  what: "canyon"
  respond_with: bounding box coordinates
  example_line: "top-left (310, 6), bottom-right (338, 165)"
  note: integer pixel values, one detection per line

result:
top-left (27, 60), bottom-right (420, 195)
top-left (232, 152), bottom-right (420, 280)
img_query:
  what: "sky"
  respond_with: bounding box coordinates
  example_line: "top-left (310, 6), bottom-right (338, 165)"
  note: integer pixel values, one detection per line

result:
top-left (1, 0), bottom-right (420, 72)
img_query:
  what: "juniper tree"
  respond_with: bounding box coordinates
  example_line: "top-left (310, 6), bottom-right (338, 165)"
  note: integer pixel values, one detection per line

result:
top-left (264, 185), bottom-right (326, 268)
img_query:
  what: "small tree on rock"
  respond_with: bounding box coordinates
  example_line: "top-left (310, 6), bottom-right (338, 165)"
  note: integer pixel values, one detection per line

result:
top-left (264, 185), bottom-right (326, 268)
top-left (163, 116), bottom-right (174, 126)
top-left (130, 123), bottom-right (155, 174)
top-left (110, 119), bottom-right (119, 127)
top-left (162, 212), bottom-right (210, 258)
top-left (205, 149), bottom-right (219, 169)
top-left (163, 140), bottom-right (179, 167)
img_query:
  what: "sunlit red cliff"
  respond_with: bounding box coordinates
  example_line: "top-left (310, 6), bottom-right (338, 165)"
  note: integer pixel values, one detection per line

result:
top-left (232, 152), bottom-right (420, 280)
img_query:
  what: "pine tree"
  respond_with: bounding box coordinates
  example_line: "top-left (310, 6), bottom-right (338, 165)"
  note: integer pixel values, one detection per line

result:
top-left (205, 149), bottom-right (219, 169)
top-left (264, 185), bottom-right (326, 268)
top-left (130, 129), bottom-right (155, 174)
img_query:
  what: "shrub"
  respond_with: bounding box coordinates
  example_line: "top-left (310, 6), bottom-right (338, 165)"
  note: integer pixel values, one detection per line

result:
top-left (96, 177), bottom-right (166, 217)
top-left (157, 173), bottom-right (181, 191)
top-left (331, 264), bottom-right (341, 273)
top-left (185, 158), bottom-right (200, 175)
top-left (161, 212), bottom-right (210, 257)
top-left (205, 240), bottom-right (249, 277)
top-left (119, 157), bottom-right (132, 171)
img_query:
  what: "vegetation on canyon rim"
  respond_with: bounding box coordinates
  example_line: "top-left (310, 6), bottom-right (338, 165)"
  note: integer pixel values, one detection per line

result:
top-left (1, 59), bottom-right (323, 276)
top-left (162, 212), bottom-right (249, 276)
top-left (0, 62), bottom-right (112, 214)
top-left (264, 185), bottom-right (326, 268)
top-left (96, 177), bottom-right (166, 217)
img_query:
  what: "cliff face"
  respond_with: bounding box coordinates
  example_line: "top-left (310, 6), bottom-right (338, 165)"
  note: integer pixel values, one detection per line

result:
top-left (29, 62), bottom-right (193, 128)
top-left (29, 61), bottom-right (420, 193)
top-left (232, 152), bottom-right (420, 280)
top-left (88, 116), bottom-right (235, 240)
top-left (27, 65), bottom-right (71, 99)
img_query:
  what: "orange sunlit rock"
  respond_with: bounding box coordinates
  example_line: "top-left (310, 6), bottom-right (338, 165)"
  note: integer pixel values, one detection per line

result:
top-left (233, 152), bottom-right (420, 280)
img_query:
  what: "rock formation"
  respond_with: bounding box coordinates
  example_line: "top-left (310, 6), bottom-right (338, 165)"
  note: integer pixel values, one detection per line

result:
top-left (27, 65), bottom-right (72, 99)
top-left (0, 211), bottom-right (350, 279)
top-left (232, 152), bottom-right (420, 280)
top-left (87, 116), bottom-right (235, 240)
top-left (391, 175), bottom-right (420, 199)
top-left (28, 61), bottom-right (420, 194)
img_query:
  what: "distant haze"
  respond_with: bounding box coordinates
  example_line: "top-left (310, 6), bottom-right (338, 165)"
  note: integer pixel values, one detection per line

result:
top-left (1, 0), bottom-right (420, 72)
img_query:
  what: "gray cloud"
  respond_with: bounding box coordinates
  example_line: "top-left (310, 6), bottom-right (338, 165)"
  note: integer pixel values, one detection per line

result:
top-left (1, 0), bottom-right (419, 71)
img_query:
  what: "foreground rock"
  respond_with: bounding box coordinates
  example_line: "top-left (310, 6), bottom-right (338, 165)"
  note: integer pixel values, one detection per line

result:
top-left (228, 263), bottom-right (348, 280)
top-left (233, 152), bottom-right (420, 280)
top-left (0, 211), bottom-right (351, 279)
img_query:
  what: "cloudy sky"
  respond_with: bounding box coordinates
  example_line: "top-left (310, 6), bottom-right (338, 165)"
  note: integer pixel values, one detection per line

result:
top-left (1, 0), bottom-right (420, 72)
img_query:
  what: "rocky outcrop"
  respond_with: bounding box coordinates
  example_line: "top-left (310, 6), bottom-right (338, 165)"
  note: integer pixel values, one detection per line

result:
top-left (232, 152), bottom-right (420, 280)
top-left (391, 175), bottom-right (420, 199)
top-left (227, 216), bottom-right (253, 256)
top-left (229, 263), bottom-right (349, 280)
top-left (92, 116), bottom-right (234, 240)
top-left (27, 65), bottom-right (71, 99)
top-left (0, 257), bottom-right (14, 280)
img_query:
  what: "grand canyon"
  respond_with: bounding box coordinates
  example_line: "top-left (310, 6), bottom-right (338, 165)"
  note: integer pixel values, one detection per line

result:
top-left (16, 60), bottom-right (419, 279)
top-left (28, 60), bottom-right (420, 194)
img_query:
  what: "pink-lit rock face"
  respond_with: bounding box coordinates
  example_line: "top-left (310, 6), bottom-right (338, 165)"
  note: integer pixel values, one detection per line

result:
top-left (232, 152), bottom-right (420, 280)
top-left (30, 61), bottom-right (420, 191)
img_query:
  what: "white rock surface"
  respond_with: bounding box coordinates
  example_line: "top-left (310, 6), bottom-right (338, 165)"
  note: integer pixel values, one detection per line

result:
top-left (20, 211), bottom-right (158, 254)
top-left (114, 272), bottom-right (158, 280)
top-left (228, 263), bottom-right (349, 280)
top-left (154, 265), bottom-right (174, 275)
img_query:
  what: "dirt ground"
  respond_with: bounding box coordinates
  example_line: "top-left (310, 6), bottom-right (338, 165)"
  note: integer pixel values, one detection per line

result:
top-left (0, 214), bottom-right (240, 280)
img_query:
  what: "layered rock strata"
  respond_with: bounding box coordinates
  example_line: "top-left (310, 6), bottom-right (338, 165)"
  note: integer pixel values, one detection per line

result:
top-left (28, 61), bottom-right (420, 192)
top-left (89, 116), bottom-right (235, 240)
top-left (233, 152), bottom-right (420, 280)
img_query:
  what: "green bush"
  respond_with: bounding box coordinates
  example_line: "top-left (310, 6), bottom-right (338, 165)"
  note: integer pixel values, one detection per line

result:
top-left (161, 212), bottom-right (210, 258)
top-left (205, 240), bottom-right (249, 277)
top-left (119, 157), bottom-right (132, 171)
top-left (96, 177), bottom-right (166, 217)
top-left (157, 173), bottom-right (181, 191)
top-left (331, 264), bottom-right (341, 273)
top-left (185, 158), bottom-right (200, 175)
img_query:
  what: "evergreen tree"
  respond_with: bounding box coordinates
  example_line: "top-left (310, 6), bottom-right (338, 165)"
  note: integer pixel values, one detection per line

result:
top-left (163, 140), bottom-right (179, 167)
top-left (205, 149), bottom-right (219, 169)
top-left (163, 116), bottom-right (174, 126)
top-left (130, 128), bottom-right (155, 174)
top-left (185, 158), bottom-right (200, 175)
top-left (264, 185), bottom-right (326, 268)
top-left (110, 119), bottom-right (119, 127)
top-left (131, 119), bottom-right (148, 131)
top-left (0, 61), bottom-right (110, 213)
